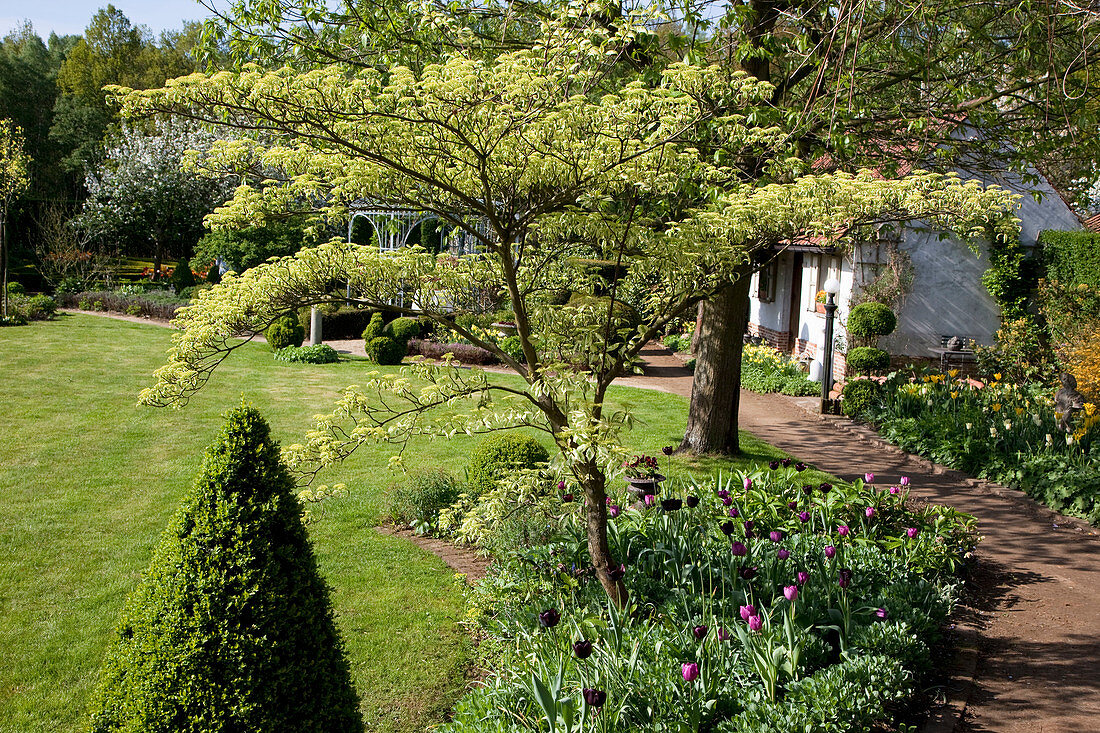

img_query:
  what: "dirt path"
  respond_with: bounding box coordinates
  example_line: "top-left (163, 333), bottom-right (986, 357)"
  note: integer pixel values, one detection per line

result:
top-left (71, 310), bottom-right (1100, 732)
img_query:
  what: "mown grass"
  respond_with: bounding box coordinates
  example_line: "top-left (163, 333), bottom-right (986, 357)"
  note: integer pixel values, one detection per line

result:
top-left (0, 314), bottom-right (826, 732)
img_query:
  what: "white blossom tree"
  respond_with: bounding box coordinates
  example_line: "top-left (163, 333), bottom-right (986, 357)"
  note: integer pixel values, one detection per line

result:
top-left (0, 118), bottom-right (30, 318)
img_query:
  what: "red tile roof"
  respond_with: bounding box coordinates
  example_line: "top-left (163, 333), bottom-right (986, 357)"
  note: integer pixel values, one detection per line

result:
top-left (1084, 213), bottom-right (1100, 233)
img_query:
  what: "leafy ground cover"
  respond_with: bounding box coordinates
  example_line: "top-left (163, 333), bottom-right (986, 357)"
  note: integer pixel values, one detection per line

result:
top-left (861, 368), bottom-right (1100, 523)
top-left (0, 314), bottom-right (809, 732)
top-left (444, 466), bottom-right (976, 732)
top-left (740, 344), bottom-right (819, 396)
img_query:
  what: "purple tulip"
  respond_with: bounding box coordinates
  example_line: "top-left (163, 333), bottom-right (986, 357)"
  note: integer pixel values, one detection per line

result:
top-left (889, 486), bottom-right (900, 495)
top-left (558, 480), bottom-right (567, 490)
top-left (769, 460), bottom-right (780, 470)
top-left (662, 445), bottom-right (675, 456)
top-left (865, 472), bottom-right (875, 483)
top-left (837, 525), bottom-right (850, 537)
top-left (819, 482), bottom-right (832, 494)
top-left (682, 662), bottom-right (699, 682)
top-left (644, 494), bottom-right (655, 507)
top-left (738, 565), bottom-right (757, 580)
top-left (692, 625), bottom-right (708, 641)
top-left (608, 563), bottom-right (626, 581)
top-left (777, 548), bottom-right (790, 560)
top-left (865, 507), bottom-right (875, 519)
top-left (802, 484), bottom-right (814, 496)
top-left (744, 520), bottom-right (755, 531)
top-left (573, 639), bottom-right (593, 659)
top-left (717, 489), bottom-right (730, 499)
top-left (686, 495), bottom-right (699, 508)
top-left (743, 477), bottom-right (753, 491)
top-left (562, 493), bottom-right (574, 503)
top-left (906, 527), bottom-right (919, 539)
top-left (731, 541), bottom-right (748, 557)
top-left (798, 511), bottom-right (810, 523)
top-left (539, 608), bottom-right (560, 628)
top-left (748, 615), bottom-right (764, 632)
top-left (720, 521), bottom-right (735, 536)
top-left (739, 604), bottom-right (757, 621)
top-left (788, 501), bottom-right (798, 510)
top-left (722, 496), bottom-right (733, 506)
top-left (875, 608), bottom-right (889, 620)
top-left (717, 627), bottom-right (730, 641)
top-left (661, 498), bottom-right (682, 511)
top-left (794, 462), bottom-right (807, 472)
top-left (608, 504), bottom-right (621, 518)
top-left (783, 585), bottom-right (798, 602)
top-left (729, 507), bottom-right (740, 518)
top-left (900, 476), bottom-right (910, 486)
top-left (824, 545), bottom-right (836, 559)
top-left (583, 688), bottom-right (607, 707)
top-left (781, 458), bottom-right (792, 468)
top-left (838, 568), bottom-right (852, 588)
top-left (769, 530), bottom-right (784, 543)
top-left (796, 571), bottom-right (810, 585)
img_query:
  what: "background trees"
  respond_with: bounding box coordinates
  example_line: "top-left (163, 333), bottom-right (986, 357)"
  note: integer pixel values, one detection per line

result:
top-left (0, 120), bottom-right (30, 318)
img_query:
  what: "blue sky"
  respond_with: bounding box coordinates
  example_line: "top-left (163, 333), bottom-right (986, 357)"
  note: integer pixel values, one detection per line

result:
top-left (1, 1), bottom-right (214, 40)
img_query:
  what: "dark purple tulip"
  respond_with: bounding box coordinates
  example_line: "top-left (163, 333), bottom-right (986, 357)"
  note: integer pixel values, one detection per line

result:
top-left (731, 541), bottom-right (748, 556)
top-left (583, 688), bottom-right (607, 707)
top-left (717, 627), bottom-right (730, 641)
top-left (682, 662), bottom-right (699, 682)
top-left (838, 568), bottom-right (853, 588)
top-left (539, 608), bottom-right (560, 628)
top-left (662, 445), bottom-right (675, 456)
top-left (686, 495), bottom-right (699, 508)
top-left (608, 504), bottom-right (621, 518)
top-left (769, 460), bottom-right (780, 470)
top-left (728, 507), bottom-right (740, 517)
top-left (794, 462), bottom-right (807, 472)
top-left (798, 511), bottom-right (810, 523)
top-left (722, 496), bottom-right (732, 506)
top-left (738, 565), bottom-right (757, 580)
top-left (744, 520), bottom-right (755, 531)
top-left (717, 489), bottom-right (730, 499)
top-left (661, 498), bottom-right (682, 511)
top-left (788, 501), bottom-right (798, 510)
top-left (769, 530), bottom-right (784, 543)
top-left (608, 563), bottom-right (626, 581)
top-left (692, 625), bottom-right (708, 640)
top-left (720, 521), bottom-right (735, 536)
top-left (573, 639), bottom-right (593, 659)
top-left (819, 482), bottom-right (833, 494)
top-left (906, 527), bottom-right (919, 539)
top-left (875, 608), bottom-right (889, 620)
top-left (747, 615), bottom-right (763, 632)
top-left (796, 571), bottom-right (810, 585)
top-left (781, 458), bottom-right (792, 468)
top-left (824, 545), bottom-right (836, 559)
top-left (562, 493), bottom-right (574, 503)
top-left (777, 548), bottom-right (790, 561)
top-left (739, 604), bottom-right (756, 621)
top-left (802, 484), bottom-right (814, 496)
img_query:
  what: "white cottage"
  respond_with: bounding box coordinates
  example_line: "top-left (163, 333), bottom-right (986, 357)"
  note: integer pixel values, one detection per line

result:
top-left (746, 167), bottom-right (1082, 382)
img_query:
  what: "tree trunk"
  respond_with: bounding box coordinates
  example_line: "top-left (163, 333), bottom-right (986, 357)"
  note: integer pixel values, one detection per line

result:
top-left (1, 213), bottom-right (8, 318)
top-left (152, 239), bottom-right (163, 281)
top-left (578, 463), bottom-right (628, 608)
top-left (680, 268), bottom-right (752, 454)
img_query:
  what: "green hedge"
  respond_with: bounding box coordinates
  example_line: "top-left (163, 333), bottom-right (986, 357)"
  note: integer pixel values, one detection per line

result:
top-left (1039, 230), bottom-right (1100, 288)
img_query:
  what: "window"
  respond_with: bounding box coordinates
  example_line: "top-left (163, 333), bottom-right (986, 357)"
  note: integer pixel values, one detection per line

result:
top-left (806, 253), bottom-right (840, 310)
top-left (757, 259), bottom-right (777, 303)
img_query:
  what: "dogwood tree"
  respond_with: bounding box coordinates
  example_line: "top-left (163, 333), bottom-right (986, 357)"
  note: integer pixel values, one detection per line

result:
top-left (119, 13), bottom-right (1016, 604)
top-left (0, 119), bottom-right (30, 318)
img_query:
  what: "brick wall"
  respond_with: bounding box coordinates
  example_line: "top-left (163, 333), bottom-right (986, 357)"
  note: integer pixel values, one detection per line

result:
top-left (747, 322), bottom-right (789, 351)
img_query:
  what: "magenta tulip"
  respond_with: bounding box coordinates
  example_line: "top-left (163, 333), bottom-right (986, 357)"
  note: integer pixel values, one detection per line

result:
top-left (865, 507), bottom-right (875, 518)
top-left (739, 604), bottom-right (757, 621)
top-left (798, 511), bottom-right (810, 523)
top-left (906, 527), bottom-right (919, 539)
top-left (777, 549), bottom-right (790, 561)
top-left (864, 472), bottom-right (875, 483)
top-left (748, 615), bottom-right (764, 632)
top-left (900, 476), bottom-right (910, 486)
top-left (682, 662), bottom-right (699, 682)
top-left (797, 571), bottom-right (810, 585)
top-left (837, 525), bottom-right (850, 537)
top-left (783, 585), bottom-right (798, 602)
top-left (824, 545), bottom-right (836, 559)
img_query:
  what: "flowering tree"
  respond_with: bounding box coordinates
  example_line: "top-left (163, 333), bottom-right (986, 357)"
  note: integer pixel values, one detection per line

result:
top-left (76, 118), bottom-right (232, 278)
top-left (0, 119), bottom-right (30, 318)
top-left (119, 14), bottom-right (1016, 604)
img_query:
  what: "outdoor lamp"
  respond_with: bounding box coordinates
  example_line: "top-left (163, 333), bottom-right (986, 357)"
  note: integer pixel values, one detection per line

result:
top-left (820, 277), bottom-right (840, 414)
top-left (823, 277), bottom-right (840, 296)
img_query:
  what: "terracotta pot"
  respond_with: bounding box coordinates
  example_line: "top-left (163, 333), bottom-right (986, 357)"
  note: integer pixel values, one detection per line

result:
top-left (815, 303), bottom-right (826, 314)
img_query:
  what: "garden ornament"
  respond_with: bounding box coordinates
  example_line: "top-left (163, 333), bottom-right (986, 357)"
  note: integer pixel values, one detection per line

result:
top-left (1054, 372), bottom-right (1086, 433)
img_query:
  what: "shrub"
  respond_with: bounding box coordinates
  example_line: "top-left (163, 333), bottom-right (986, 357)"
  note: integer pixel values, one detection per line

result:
top-left (385, 470), bottom-right (464, 532)
top-left (365, 335), bottom-right (406, 365)
top-left (361, 312), bottom-right (385, 341)
top-left (741, 344), bottom-right (818, 396)
top-left (6, 282), bottom-right (25, 296)
top-left (842, 378), bottom-right (883, 417)
top-left (383, 316), bottom-right (421, 343)
top-left (273, 344), bottom-right (340, 364)
top-left (500, 335), bottom-right (525, 363)
top-left (168, 257), bottom-right (196, 291)
top-left (847, 302), bottom-right (897, 341)
top-left (1039, 229), bottom-right (1100, 289)
top-left (0, 313), bottom-right (27, 326)
top-left (87, 405), bottom-right (361, 732)
top-left (845, 346), bottom-right (890, 374)
top-left (59, 289), bottom-right (188, 320)
top-left (467, 433), bottom-right (550, 496)
top-left (406, 338), bottom-right (499, 365)
top-left (265, 313), bottom-right (306, 350)
top-left (316, 306), bottom-right (376, 340)
top-left (5, 294), bottom-right (57, 321)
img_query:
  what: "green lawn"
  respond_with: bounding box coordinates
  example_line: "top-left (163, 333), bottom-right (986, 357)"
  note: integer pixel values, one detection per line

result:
top-left (0, 314), bottom-right (823, 732)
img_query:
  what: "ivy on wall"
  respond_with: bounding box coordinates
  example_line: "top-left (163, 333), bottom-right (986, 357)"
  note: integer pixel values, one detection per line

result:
top-left (1038, 230), bottom-right (1100, 289)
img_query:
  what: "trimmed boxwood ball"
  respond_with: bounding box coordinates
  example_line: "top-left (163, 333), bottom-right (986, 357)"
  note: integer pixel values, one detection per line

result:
top-left (265, 313), bottom-right (305, 350)
top-left (847, 302), bottom-right (897, 339)
top-left (846, 346), bottom-right (891, 374)
top-left (383, 316), bottom-right (421, 343)
top-left (467, 433), bottom-right (550, 495)
top-left (842, 378), bottom-right (884, 417)
top-left (361, 311), bottom-right (385, 341)
top-left (365, 335), bottom-right (406, 365)
top-left (87, 405), bottom-right (362, 733)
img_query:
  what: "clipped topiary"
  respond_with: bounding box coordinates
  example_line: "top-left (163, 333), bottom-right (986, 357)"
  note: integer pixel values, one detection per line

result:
top-left (383, 316), bottom-right (421, 343)
top-left (87, 404), bottom-right (362, 733)
top-left (365, 335), bottom-right (406, 365)
top-left (467, 433), bottom-right (550, 496)
top-left (845, 346), bottom-right (891, 375)
top-left (842, 379), bottom-right (883, 418)
top-left (847, 302), bottom-right (897, 340)
top-left (361, 312), bottom-right (384, 341)
top-left (265, 312), bottom-right (306, 350)
top-left (169, 257), bottom-right (197, 291)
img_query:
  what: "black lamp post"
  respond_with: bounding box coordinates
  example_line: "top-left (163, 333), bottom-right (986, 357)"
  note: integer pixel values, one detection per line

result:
top-left (820, 277), bottom-right (840, 414)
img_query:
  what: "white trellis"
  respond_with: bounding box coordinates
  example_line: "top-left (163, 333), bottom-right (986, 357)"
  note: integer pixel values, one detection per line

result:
top-left (347, 200), bottom-right (492, 255)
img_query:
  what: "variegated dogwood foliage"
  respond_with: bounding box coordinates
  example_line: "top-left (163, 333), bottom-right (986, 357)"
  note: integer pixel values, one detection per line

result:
top-left (119, 11), bottom-right (1016, 600)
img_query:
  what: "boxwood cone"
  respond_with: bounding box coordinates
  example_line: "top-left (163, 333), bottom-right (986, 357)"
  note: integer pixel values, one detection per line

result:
top-left (88, 404), bottom-right (362, 732)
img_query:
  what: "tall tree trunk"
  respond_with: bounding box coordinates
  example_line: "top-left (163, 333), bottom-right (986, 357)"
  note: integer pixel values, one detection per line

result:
top-left (680, 268), bottom-right (751, 454)
top-left (152, 238), bottom-right (163, 281)
top-left (1, 213), bottom-right (8, 318)
top-left (578, 462), bottom-right (628, 608)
